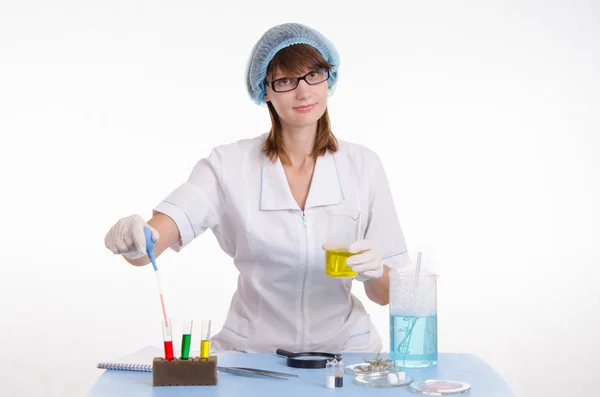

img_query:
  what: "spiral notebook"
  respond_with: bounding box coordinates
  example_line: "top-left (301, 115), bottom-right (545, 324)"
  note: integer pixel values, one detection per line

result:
top-left (96, 345), bottom-right (164, 372)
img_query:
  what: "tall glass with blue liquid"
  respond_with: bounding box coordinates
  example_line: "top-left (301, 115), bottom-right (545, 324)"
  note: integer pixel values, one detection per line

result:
top-left (389, 270), bottom-right (438, 368)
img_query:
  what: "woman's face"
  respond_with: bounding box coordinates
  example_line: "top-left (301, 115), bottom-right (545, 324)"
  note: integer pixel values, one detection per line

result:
top-left (264, 67), bottom-right (329, 129)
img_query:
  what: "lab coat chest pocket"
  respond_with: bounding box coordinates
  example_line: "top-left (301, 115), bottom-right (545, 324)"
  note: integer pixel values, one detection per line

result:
top-left (313, 202), bottom-right (364, 243)
top-left (245, 211), bottom-right (301, 267)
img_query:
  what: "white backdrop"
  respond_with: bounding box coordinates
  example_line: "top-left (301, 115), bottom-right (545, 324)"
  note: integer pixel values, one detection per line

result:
top-left (1, 1), bottom-right (598, 396)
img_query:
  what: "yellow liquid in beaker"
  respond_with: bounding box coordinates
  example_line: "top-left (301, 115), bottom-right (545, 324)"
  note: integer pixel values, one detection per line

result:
top-left (325, 249), bottom-right (358, 277)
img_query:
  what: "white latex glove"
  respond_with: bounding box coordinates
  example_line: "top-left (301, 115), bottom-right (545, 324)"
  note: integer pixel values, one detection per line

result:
top-left (346, 240), bottom-right (384, 281)
top-left (104, 214), bottom-right (159, 260)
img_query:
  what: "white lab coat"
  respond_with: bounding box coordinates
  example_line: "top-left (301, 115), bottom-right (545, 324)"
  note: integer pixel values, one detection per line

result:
top-left (154, 133), bottom-right (409, 353)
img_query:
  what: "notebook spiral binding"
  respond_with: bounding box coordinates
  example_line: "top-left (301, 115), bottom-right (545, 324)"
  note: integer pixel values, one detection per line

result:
top-left (97, 362), bottom-right (152, 372)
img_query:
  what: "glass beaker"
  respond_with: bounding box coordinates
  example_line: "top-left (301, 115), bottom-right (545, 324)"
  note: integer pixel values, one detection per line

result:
top-left (389, 270), bottom-right (438, 368)
top-left (324, 208), bottom-right (360, 278)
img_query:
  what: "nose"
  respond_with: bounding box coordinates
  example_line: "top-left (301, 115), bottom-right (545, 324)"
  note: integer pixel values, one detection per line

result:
top-left (295, 79), bottom-right (312, 100)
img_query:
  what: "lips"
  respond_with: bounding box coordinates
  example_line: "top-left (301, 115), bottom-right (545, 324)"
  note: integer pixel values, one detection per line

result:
top-left (294, 104), bottom-right (315, 113)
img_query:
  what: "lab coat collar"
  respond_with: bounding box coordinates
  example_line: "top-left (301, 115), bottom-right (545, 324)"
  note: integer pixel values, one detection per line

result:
top-left (260, 151), bottom-right (344, 211)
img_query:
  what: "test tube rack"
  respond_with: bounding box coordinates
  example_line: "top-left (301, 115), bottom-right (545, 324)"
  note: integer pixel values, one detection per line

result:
top-left (152, 356), bottom-right (218, 386)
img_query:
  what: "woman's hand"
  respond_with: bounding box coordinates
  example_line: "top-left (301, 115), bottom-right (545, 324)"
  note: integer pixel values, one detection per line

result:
top-left (347, 240), bottom-right (384, 280)
top-left (104, 214), bottom-right (159, 259)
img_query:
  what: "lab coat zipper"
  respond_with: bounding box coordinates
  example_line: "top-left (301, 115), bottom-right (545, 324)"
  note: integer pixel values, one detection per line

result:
top-left (300, 211), bottom-right (308, 351)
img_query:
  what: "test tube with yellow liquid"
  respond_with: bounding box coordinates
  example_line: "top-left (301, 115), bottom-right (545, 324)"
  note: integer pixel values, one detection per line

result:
top-left (200, 320), bottom-right (211, 360)
top-left (324, 209), bottom-right (361, 278)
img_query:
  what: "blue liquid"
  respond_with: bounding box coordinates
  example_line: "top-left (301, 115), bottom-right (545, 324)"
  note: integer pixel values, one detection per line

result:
top-left (390, 314), bottom-right (438, 368)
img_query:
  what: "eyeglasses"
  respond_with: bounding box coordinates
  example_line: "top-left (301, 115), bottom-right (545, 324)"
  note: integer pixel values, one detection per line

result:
top-left (265, 69), bottom-right (330, 93)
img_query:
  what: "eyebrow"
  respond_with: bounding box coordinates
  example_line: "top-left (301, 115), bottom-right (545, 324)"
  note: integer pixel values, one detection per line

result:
top-left (273, 69), bottom-right (317, 80)
top-left (273, 71), bottom-right (296, 80)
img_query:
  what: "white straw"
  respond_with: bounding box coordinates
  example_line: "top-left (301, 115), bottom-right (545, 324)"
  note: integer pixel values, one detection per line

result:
top-left (414, 251), bottom-right (422, 287)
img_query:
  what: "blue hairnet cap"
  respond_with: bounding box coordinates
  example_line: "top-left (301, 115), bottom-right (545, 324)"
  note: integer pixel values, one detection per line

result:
top-left (246, 23), bottom-right (340, 106)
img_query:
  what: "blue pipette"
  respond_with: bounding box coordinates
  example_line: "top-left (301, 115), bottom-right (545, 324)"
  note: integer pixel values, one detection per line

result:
top-left (144, 226), bottom-right (158, 271)
top-left (144, 226), bottom-right (169, 327)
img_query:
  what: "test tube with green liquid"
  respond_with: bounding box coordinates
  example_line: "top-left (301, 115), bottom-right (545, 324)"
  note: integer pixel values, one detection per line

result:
top-left (181, 319), bottom-right (193, 360)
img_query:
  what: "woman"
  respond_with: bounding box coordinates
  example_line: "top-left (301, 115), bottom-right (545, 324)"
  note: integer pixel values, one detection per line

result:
top-left (104, 22), bottom-right (409, 353)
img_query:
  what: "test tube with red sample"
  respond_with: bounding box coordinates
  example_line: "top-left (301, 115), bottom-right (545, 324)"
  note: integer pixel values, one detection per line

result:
top-left (162, 319), bottom-right (174, 361)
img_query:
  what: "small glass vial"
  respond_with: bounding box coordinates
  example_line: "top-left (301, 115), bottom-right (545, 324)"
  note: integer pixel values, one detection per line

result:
top-left (335, 358), bottom-right (344, 388)
top-left (325, 359), bottom-right (336, 389)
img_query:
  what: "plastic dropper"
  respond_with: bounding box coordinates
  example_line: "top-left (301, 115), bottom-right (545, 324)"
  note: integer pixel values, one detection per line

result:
top-left (144, 226), bottom-right (170, 329)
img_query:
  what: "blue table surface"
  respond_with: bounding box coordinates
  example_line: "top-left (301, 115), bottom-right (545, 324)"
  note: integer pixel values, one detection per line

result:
top-left (88, 352), bottom-right (515, 397)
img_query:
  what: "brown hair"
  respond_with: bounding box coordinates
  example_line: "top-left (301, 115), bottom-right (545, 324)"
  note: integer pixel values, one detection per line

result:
top-left (262, 44), bottom-right (338, 165)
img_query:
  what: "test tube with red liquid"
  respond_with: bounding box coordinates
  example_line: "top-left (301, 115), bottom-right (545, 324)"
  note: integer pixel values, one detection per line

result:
top-left (162, 319), bottom-right (174, 361)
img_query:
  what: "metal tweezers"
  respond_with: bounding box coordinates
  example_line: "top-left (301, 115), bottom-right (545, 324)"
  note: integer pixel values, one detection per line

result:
top-left (217, 366), bottom-right (299, 380)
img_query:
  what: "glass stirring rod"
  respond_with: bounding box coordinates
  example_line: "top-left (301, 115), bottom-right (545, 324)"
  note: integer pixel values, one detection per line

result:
top-left (144, 226), bottom-right (172, 358)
